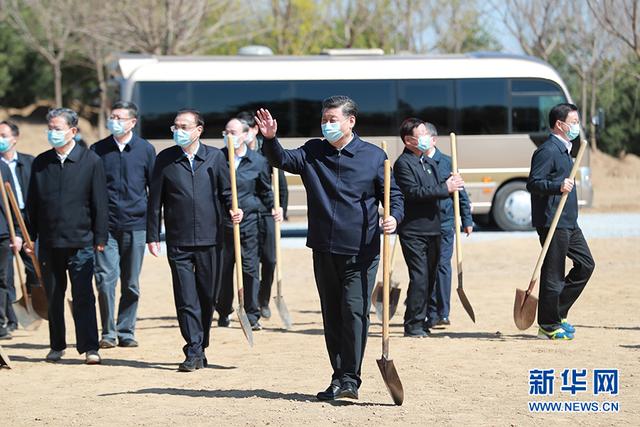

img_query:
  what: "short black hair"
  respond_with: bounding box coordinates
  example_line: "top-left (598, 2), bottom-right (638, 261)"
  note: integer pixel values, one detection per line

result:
top-left (0, 120), bottom-right (19, 137)
top-left (236, 111), bottom-right (256, 128)
top-left (177, 109), bottom-right (204, 127)
top-left (549, 103), bottom-right (578, 129)
top-left (111, 101), bottom-right (139, 118)
top-left (322, 95), bottom-right (358, 118)
top-left (399, 117), bottom-right (424, 142)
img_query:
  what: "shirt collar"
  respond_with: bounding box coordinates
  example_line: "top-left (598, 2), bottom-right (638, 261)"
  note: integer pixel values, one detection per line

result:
top-left (552, 132), bottom-right (572, 153)
top-left (56, 141), bottom-right (78, 161)
top-left (181, 140), bottom-right (201, 160)
top-left (1, 151), bottom-right (17, 164)
top-left (113, 132), bottom-right (134, 148)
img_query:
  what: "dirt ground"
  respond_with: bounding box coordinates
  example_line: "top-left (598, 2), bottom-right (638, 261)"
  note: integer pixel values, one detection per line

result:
top-left (2, 235), bottom-right (639, 426)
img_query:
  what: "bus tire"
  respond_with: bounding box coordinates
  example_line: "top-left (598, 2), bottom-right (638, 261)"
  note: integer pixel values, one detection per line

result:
top-left (492, 181), bottom-right (533, 231)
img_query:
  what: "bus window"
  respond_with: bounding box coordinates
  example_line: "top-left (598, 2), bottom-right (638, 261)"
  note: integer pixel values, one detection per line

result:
top-left (397, 80), bottom-right (454, 132)
top-left (511, 79), bottom-right (565, 133)
top-left (136, 82), bottom-right (190, 139)
top-left (292, 80), bottom-right (396, 138)
top-left (456, 79), bottom-right (508, 134)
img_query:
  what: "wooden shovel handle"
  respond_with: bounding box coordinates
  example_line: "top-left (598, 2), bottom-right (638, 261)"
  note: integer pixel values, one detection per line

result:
top-left (227, 136), bottom-right (244, 302)
top-left (0, 178), bottom-right (29, 305)
top-left (382, 159), bottom-right (391, 358)
top-left (528, 139), bottom-right (588, 293)
top-left (450, 133), bottom-right (463, 272)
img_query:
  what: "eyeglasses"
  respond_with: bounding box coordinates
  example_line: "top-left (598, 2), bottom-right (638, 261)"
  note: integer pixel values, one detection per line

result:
top-left (170, 125), bottom-right (198, 132)
top-left (109, 115), bottom-right (133, 121)
top-left (221, 131), bottom-right (243, 137)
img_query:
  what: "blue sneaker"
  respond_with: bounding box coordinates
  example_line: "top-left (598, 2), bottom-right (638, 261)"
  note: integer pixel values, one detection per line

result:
top-left (537, 327), bottom-right (574, 340)
top-left (561, 319), bottom-right (575, 334)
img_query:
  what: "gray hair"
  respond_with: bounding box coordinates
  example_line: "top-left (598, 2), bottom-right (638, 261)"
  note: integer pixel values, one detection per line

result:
top-left (424, 122), bottom-right (438, 137)
top-left (322, 95), bottom-right (358, 118)
top-left (46, 108), bottom-right (78, 128)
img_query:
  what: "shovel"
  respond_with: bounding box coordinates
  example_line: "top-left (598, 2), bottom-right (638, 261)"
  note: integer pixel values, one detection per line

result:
top-left (376, 158), bottom-right (404, 406)
top-left (5, 183), bottom-right (48, 320)
top-left (372, 236), bottom-right (401, 321)
top-left (0, 344), bottom-right (12, 369)
top-left (272, 167), bottom-right (292, 330)
top-left (0, 178), bottom-right (42, 330)
top-left (227, 135), bottom-right (254, 347)
top-left (514, 139), bottom-right (587, 330)
top-left (450, 133), bottom-right (475, 322)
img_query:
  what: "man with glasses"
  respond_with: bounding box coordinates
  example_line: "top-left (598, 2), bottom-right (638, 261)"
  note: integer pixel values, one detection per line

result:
top-left (147, 109), bottom-right (243, 372)
top-left (91, 101), bottom-right (156, 349)
top-left (527, 103), bottom-right (595, 340)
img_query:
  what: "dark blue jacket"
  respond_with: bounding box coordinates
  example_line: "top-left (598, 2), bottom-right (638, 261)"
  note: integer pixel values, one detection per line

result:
top-left (146, 143), bottom-right (233, 247)
top-left (0, 161), bottom-right (21, 239)
top-left (263, 134), bottom-right (404, 256)
top-left (91, 134), bottom-right (155, 232)
top-left (527, 135), bottom-right (578, 229)
top-left (431, 148), bottom-right (473, 231)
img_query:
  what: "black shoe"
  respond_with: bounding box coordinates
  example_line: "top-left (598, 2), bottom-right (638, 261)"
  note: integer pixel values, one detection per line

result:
top-left (0, 328), bottom-right (11, 340)
top-left (424, 319), bottom-right (438, 329)
top-left (251, 321), bottom-right (262, 331)
top-left (178, 356), bottom-right (204, 372)
top-left (337, 383), bottom-right (359, 400)
top-left (7, 323), bottom-right (17, 333)
top-left (218, 315), bottom-right (230, 327)
top-left (404, 329), bottom-right (428, 338)
top-left (316, 383), bottom-right (341, 401)
top-left (437, 317), bottom-right (450, 326)
top-left (203, 356), bottom-right (208, 368)
top-left (99, 339), bottom-right (116, 349)
top-left (118, 338), bottom-right (139, 348)
top-left (260, 305), bottom-right (271, 319)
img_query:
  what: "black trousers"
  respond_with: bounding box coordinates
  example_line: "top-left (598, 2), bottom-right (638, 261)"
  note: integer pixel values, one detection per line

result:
top-left (312, 251), bottom-right (379, 388)
top-left (257, 212), bottom-right (276, 307)
top-left (537, 227), bottom-right (595, 328)
top-left (400, 233), bottom-right (441, 332)
top-left (40, 246), bottom-right (99, 354)
top-left (167, 244), bottom-right (222, 358)
top-left (217, 215), bottom-right (260, 324)
top-left (0, 237), bottom-right (11, 330)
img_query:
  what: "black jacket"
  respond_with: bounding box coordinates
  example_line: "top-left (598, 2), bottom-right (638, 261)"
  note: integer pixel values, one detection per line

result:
top-left (263, 134), bottom-right (404, 256)
top-left (431, 148), bottom-right (473, 230)
top-left (91, 133), bottom-right (156, 232)
top-left (527, 134), bottom-right (578, 229)
top-left (147, 143), bottom-right (233, 247)
top-left (26, 143), bottom-right (109, 248)
top-left (12, 152), bottom-right (34, 206)
top-left (221, 146), bottom-right (273, 225)
top-left (394, 148), bottom-right (450, 236)
top-left (0, 161), bottom-right (21, 239)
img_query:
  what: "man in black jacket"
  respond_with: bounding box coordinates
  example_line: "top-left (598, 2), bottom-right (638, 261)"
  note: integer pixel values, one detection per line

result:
top-left (526, 103), bottom-right (595, 340)
top-left (216, 117), bottom-right (281, 331)
top-left (0, 120), bottom-right (36, 334)
top-left (393, 118), bottom-right (464, 338)
top-left (256, 96), bottom-right (404, 401)
top-left (147, 109), bottom-right (242, 372)
top-left (25, 108), bottom-right (108, 364)
top-left (92, 101), bottom-right (156, 349)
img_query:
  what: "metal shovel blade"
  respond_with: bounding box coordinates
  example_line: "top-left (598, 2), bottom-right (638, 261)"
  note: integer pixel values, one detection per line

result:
top-left (12, 299), bottom-right (43, 331)
top-left (374, 280), bottom-right (401, 321)
top-left (0, 345), bottom-right (12, 369)
top-left (514, 288), bottom-right (538, 330)
top-left (456, 287), bottom-right (476, 323)
top-left (274, 294), bottom-right (292, 330)
top-left (236, 305), bottom-right (254, 347)
top-left (376, 355), bottom-right (404, 406)
top-left (30, 285), bottom-right (48, 320)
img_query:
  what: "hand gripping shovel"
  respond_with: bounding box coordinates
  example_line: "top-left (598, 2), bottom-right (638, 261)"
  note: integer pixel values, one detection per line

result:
top-left (0, 179), bottom-right (42, 330)
top-left (372, 236), bottom-right (401, 321)
top-left (272, 167), bottom-right (292, 330)
top-left (5, 183), bottom-right (48, 320)
top-left (514, 139), bottom-right (587, 330)
top-left (227, 136), bottom-right (254, 347)
top-left (376, 158), bottom-right (404, 406)
top-left (450, 133), bottom-right (475, 322)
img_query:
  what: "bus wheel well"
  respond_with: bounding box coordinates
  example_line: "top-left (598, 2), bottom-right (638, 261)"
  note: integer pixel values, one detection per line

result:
top-left (490, 178), bottom-right (533, 231)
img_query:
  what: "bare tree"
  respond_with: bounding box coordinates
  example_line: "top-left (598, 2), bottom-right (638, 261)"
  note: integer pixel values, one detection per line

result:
top-left (587, 0), bottom-right (640, 60)
top-left (3, 0), bottom-right (77, 107)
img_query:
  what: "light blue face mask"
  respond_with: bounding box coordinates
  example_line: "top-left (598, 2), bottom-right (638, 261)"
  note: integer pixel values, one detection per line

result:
top-left (321, 122), bottom-right (344, 143)
top-left (224, 134), bottom-right (243, 149)
top-left (47, 129), bottom-right (69, 148)
top-left (173, 129), bottom-right (194, 147)
top-left (564, 122), bottom-right (580, 140)
top-left (417, 135), bottom-right (432, 152)
top-left (107, 119), bottom-right (127, 137)
top-left (0, 137), bottom-right (12, 153)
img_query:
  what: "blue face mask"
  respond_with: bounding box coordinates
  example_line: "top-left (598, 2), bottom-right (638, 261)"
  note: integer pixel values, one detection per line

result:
top-left (321, 122), bottom-right (344, 143)
top-left (48, 129), bottom-right (69, 148)
top-left (564, 122), bottom-right (580, 140)
top-left (0, 137), bottom-right (11, 153)
top-left (417, 135), bottom-right (432, 152)
top-left (224, 134), bottom-right (243, 149)
top-left (173, 129), bottom-right (194, 147)
top-left (107, 119), bottom-right (127, 136)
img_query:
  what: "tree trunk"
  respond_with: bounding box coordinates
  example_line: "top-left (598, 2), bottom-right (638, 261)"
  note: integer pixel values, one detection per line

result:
top-left (53, 60), bottom-right (63, 107)
top-left (96, 55), bottom-right (108, 139)
top-left (589, 73), bottom-right (599, 151)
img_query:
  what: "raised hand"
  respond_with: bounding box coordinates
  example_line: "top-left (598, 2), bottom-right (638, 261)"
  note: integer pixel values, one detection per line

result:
top-left (255, 108), bottom-right (278, 139)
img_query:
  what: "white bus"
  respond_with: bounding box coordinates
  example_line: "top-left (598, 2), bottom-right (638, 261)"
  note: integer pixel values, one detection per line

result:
top-left (113, 51), bottom-right (593, 231)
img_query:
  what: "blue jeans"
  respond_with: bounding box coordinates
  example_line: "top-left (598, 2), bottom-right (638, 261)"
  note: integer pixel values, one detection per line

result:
top-left (94, 230), bottom-right (145, 342)
top-left (435, 227), bottom-right (455, 319)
